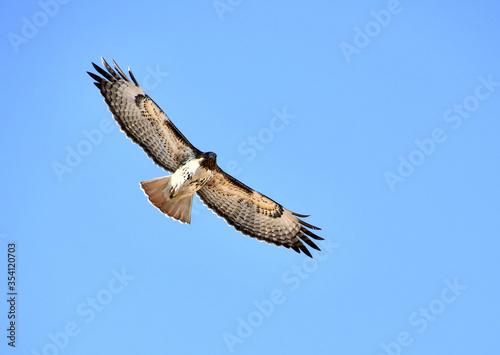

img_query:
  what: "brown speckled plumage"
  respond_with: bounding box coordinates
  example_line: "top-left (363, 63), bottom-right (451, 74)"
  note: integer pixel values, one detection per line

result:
top-left (88, 58), bottom-right (322, 257)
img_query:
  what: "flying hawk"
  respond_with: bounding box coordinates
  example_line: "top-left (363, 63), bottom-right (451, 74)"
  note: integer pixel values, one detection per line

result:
top-left (88, 58), bottom-right (322, 257)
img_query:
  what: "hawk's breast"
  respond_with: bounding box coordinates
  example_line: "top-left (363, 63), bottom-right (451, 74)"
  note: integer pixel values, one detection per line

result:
top-left (169, 158), bottom-right (215, 198)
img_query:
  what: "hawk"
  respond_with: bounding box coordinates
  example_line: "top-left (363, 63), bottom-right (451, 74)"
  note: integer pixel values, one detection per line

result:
top-left (88, 58), bottom-right (322, 257)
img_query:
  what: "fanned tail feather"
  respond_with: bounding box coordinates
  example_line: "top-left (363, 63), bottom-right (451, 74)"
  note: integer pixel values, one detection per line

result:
top-left (140, 176), bottom-right (193, 224)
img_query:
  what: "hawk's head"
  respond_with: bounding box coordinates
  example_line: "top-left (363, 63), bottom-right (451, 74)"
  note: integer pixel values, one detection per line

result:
top-left (200, 152), bottom-right (217, 170)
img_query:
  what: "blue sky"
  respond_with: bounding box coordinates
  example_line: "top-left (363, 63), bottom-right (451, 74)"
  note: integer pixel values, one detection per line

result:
top-left (1, 0), bottom-right (500, 354)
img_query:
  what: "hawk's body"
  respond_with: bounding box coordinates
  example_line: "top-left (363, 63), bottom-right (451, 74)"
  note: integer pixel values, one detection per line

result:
top-left (88, 58), bottom-right (322, 257)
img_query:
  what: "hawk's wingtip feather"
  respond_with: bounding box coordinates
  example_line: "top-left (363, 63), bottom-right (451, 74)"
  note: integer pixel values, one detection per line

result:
top-left (112, 59), bottom-right (126, 80)
top-left (128, 67), bottom-right (140, 86)
top-left (299, 244), bottom-right (313, 258)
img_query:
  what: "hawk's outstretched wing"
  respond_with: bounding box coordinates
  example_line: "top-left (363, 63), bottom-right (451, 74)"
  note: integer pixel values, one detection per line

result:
top-left (196, 170), bottom-right (323, 257)
top-left (88, 58), bottom-right (200, 172)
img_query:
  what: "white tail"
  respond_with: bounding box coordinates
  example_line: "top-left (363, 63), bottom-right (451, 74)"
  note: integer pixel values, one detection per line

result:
top-left (140, 176), bottom-right (193, 224)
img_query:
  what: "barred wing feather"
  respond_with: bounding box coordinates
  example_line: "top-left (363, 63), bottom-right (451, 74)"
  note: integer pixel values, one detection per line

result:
top-left (88, 58), bottom-right (200, 173)
top-left (196, 170), bottom-right (323, 257)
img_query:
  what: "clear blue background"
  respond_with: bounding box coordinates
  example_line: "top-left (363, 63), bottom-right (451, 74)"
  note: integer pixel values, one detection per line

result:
top-left (1, 1), bottom-right (499, 354)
